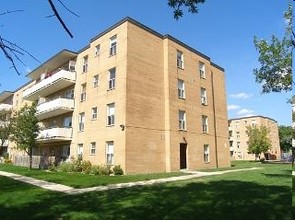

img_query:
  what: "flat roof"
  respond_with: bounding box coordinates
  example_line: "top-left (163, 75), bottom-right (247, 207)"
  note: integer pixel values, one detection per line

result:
top-left (228, 115), bottom-right (277, 123)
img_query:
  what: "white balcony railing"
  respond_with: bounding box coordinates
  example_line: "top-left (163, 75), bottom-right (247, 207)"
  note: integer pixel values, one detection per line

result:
top-left (0, 104), bottom-right (12, 110)
top-left (23, 69), bottom-right (76, 100)
top-left (38, 127), bottom-right (72, 141)
top-left (36, 98), bottom-right (74, 120)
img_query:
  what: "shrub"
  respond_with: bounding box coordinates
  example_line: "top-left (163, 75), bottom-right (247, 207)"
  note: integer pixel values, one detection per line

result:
top-left (81, 160), bottom-right (92, 174)
top-left (57, 161), bottom-right (75, 172)
top-left (3, 152), bottom-right (9, 160)
top-left (99, 164), bottom-right (113, 176)
top-left (113, 165), bottom-right (124, 175)
top-left (90, 165), bottom-right (100, 175)
top-left (260, 157), bottom-right (266, 163)
top-left (72, 156), bottom-right (83, 172)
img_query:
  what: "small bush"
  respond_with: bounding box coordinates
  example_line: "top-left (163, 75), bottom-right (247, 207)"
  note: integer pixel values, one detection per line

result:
top-left (81, 160), bottom-right (92, 174)
top-left (57, 161), bottom-right (74, 172)
top-left (4, 159), bottom-right (12, 164)
top-left (99, 164), bottom-right (113, 176)
top-left (90, 165), bottom-right (100, 175)
top-left (72, 156), bottom-right (83, 172)
top-left (3, 152), bottom-right (9, 160)
top-left (113, 165), bottom-right (124, 175)
top-left (260, 157), bottom-right (265, 163)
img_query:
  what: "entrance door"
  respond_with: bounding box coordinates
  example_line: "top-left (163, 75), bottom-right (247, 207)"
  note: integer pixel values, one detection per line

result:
top-left (180, 143), bottom-right (187, 169)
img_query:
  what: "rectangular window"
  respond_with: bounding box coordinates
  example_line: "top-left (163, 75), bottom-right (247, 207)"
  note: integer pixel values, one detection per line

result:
top-left (202, 115), bottom-right (208, 133)
top-left (77, 144), bottom-right (83, 156)
top-left (95, 44), bottom-right (100, 56)
top-left (106, 141), bottom-right (114, 164)
top-left (107, 103), bottom-right (115, 126)
top-left (93, 75), bottom-right (99, 88)
top-left (179, 110), bottom-right (186, 130)
top-left (109, 35), bottom-right (117, 56)
top-left (80, 84), bottom-right (86, 101)
top-left (64, 89), bottom-right (74, 99)
top-left (92, 107), bottom-right (98, 120)
top-left (199, 62), bottom-right (205, 78)
top-left (204, 145), bottom-right (210, 163)
top-left (177, 50), bottom-right (184, 69)
top-left (108, 68), bottom-right (116, 90)
top-left (178, 79), bottom-right (185, 99)
top-left (201, 87), bottom-right (207, 105)
top-left (63, 116), bottom-right (72, 127)
top-left (82, 55), bottom-right (88, 73)
top-left (79, 112), bottom-right (85, 132)
top-left (90, 142), bottom-right (96, 155)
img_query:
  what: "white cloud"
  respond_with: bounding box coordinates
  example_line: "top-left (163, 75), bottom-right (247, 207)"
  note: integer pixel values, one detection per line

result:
top-left (25, 67), bottom-right (32, 73)
top-left (227, 104), bottom-right (240, 110)
top-left (236, 108), bottom-right (254, 116)
top-left (230, 92), bottom-right (252, 99)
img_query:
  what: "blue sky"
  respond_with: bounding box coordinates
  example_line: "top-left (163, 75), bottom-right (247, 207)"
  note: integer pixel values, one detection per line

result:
top-left (0, 0), bottom-right (291, 125)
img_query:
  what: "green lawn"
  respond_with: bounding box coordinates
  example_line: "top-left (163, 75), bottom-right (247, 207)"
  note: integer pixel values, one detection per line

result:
top-left (0, 161), bottom-right (292, 220)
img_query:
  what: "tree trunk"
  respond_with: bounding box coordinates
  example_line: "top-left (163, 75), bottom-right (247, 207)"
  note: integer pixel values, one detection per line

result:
top-left (29, 148), bottom-right (32, 170)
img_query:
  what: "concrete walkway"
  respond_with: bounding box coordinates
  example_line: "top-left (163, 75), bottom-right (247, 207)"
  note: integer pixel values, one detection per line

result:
top-left (0, 167), bottom-right (262, 195)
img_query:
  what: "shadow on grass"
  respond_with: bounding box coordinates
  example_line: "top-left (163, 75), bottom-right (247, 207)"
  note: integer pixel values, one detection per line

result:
top-left (0, 176), bottom-right (292, 220)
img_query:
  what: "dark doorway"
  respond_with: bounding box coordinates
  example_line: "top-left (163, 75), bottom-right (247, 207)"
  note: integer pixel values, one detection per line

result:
top-left (180, 143), bottom-right (187, 169)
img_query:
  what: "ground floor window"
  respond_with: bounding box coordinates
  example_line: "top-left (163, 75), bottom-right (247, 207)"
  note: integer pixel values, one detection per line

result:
top-left (90, 142), bottom-right (96, 155)
top-left (106, 141), bottom-right (114, 165)
top-left (77, 144), bottom-right (83, 157)
top-left (204, 145), bottom-right (210, 163)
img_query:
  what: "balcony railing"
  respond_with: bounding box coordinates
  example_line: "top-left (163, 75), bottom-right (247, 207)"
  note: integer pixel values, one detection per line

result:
top-left (36, 98), bottom-right (74, 120)
top-left (37, 127), bottom-right (72, 143)
top-left (23, 69), bottom-right (76, 101)
top-left (0, 104), bottom-right (12, 110)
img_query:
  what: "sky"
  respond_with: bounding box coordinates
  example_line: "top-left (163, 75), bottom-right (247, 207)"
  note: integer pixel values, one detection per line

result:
top-left (0, 0), bottom-right (292, 125)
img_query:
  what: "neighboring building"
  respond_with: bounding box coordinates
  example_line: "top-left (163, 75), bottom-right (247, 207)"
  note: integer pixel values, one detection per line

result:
top-left (3, 17), bottom-right (230, 173)
top-left (228, 116), bottom-right (281, 160)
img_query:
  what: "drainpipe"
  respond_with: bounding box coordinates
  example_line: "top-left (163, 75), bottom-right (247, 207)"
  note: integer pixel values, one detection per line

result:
top-left (211, 71), bottom-right (219, 168)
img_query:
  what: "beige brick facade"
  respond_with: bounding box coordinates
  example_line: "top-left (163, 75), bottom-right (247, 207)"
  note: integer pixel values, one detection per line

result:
top-left (228, 116), bottom-right (281, 160)
top-left (2, 17), bottom-right (230, 173)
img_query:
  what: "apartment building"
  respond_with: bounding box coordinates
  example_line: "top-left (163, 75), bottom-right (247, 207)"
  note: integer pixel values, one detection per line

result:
top-left (3, 17), bottom-right (230, 173)
top-left (228, 116), bottom-right (281, 160)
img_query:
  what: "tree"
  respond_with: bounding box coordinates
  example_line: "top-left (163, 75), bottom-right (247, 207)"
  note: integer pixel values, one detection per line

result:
top-left (246, 125), bottom-right (271, 160)
top-left (253, 3), bottom-right (293, 93)
top-left (168, 0), bottom-right (206, 19)
top-left (10, 103), bottom-right (39, 169)
top-left (278, 125), bottom-right (293, 152)
top-left (0, 109), bottom-right (12, 155)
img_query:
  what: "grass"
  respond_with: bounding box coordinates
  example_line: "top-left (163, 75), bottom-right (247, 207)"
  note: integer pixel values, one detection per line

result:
top-left (0, 161), bottom-right (292, 220)
top-left (0, 163), bottom-right (188, 188)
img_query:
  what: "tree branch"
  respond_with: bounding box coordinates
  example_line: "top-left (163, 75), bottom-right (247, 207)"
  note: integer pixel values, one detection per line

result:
top-left (47, 0), bottom-right (74, 38)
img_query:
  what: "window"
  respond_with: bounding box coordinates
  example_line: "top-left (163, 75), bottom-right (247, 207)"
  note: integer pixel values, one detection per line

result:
top-left (108, 68), bottom-right (116, 90)
top-left (95, 44), bottom-right (100, 56)
top-left (63, 116), bottom-right (72, 127)
top-left (80, 84), bottom-right (86, 101)
top-left (82, 56), bottom-right (88, 73)
top-left (177, 50), bottom-right (184, 69)
top-left (109, 35), bottom-right (117, 56)
top-left (202, 115), bottom-right (208, 133)
top-left (93, 75), bottom-right (99, 88)
top-left (237, 142), bottom-right (241, 149)
top-left (79, 112), bottom-right (85, 132)
top-left (107, 103), bottom-right (115, 126)
top-left (179, 110), bottom-right (186, 130)
top-left (106, 141), bottom-right (114, 164)
top-left (77, 144), bottom-right (83, 156)
top-left (199, 62), bottom-right (205, 78)
top-left (92, 107), bottom-right (98, 120)
top-left (64, 89), bottom-right (74, 99)
top-left (178, 79), bottom-right (185, 99)
top-left (204, 145), bottom-right (210, 163)
top-left (90, 142), bottom-right (96, 155)
top-left (201, 87), bottom-right (207, 105)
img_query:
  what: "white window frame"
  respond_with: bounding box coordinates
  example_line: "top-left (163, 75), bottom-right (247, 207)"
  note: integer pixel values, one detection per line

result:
top-left (179, 110), bottom-right (186, 130)
top-left (202, 115), bottom-right (208, 133)
top-left (79, 112), bottom-right (85, 132)
top-left (95, 44), bottom-right (100, 56)
top-left (77, 144), bottom-right (83, 157)
top-left (199, 62), bottom-right (205, 78)
top-left (108, 68), bottom-right (116, 90)
top-left (109, 35), bottom-right (117, 56)
top-left (82, 55), bottom-right (88, 73)
top-left (201, 87), bottom-right (207, 105)
top-left (107, 103), bottom-right (115, 126)
top-left (92, 107), bottom-right (98, 120)
top-left (106, 141), bottom-right (114, 165)
top-left (93, 75), bottom-right (99, 88)
top-left (90, 142), bottom-right (96, 155)
top-left (178, 79), bottom-right (185, 99)
top-left (80, 84), bottom-right (86, 102)
top-left (177, 50), bottom-right (184, 69)
top-left (204, 145), bottom-right (210, 163)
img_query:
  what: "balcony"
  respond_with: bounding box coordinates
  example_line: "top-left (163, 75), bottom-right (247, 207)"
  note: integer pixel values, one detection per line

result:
top-left (0, 104), bottom-right (12, 110)
top-left (37, 127), bottom-right (72, 143)
top-left (36, 98), bottom-right (74, 120)
top-left (23, 69), bottom-right (76, 101)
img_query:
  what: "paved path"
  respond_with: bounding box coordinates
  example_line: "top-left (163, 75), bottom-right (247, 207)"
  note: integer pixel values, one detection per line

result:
top-left (0, 167), bottom-right (262, 195)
